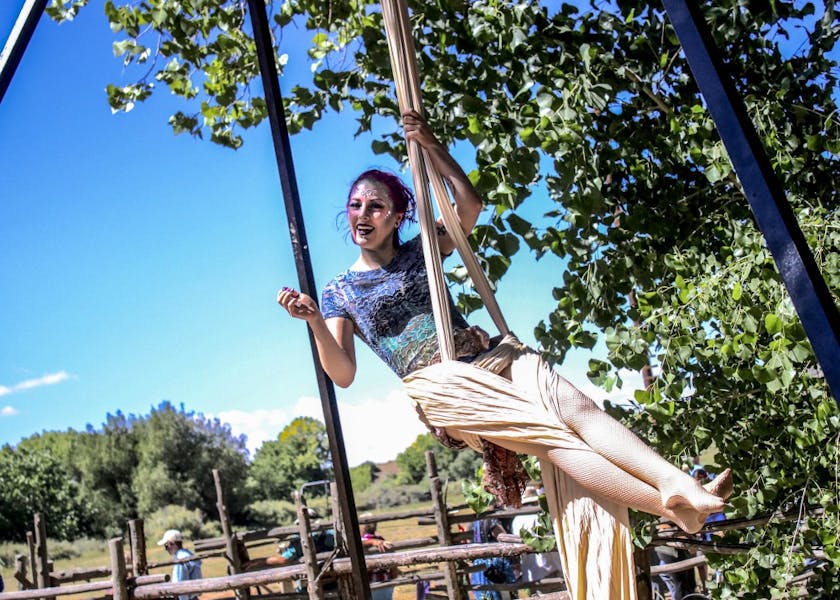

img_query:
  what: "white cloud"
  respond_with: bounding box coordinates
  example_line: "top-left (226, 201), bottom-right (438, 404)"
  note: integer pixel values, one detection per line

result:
top-left (331, 389), bottom-right (427, 466)
top-left (0, 371), bottom-right (72, 397)
top-left (215, 388), bottom-right (426, 466)
top-left (214, 406), bottom-right (296, 457)
top-left (1, 405), bottom-right (19, 417)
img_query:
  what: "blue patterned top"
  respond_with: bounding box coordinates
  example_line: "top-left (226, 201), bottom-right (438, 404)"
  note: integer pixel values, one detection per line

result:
top-left (321, 235), bottom-right (472, 379)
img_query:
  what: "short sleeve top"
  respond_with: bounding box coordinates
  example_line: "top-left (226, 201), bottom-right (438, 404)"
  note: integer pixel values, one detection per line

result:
top-left (321, 235), bottom-right (470, 379)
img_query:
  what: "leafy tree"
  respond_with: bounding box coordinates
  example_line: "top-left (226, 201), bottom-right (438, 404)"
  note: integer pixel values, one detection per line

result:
top-left (47, 0), bottom-right (840, 595)
top-left (248, 416), bottom-right (332, 501)
top-left (395, 432), bottom-right (481, 484)
top-left (17, 423), bottom-right (137, 537)
top-left (350, 460), bottom-right (380, 493)
top-left (81, 412), bottom-right (141, 533)
top-left (0, 446), bottom-right (89, 541)
top-left (10, 403), bottom-right (249, 537)
top-left (132, 401), bottom-right (249, 521)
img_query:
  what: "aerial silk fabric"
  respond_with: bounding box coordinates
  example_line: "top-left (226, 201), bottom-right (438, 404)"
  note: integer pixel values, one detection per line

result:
top-left (403, 335), bottom-right (638, 600)
top-left (380, 0), bottom-right (639, 595)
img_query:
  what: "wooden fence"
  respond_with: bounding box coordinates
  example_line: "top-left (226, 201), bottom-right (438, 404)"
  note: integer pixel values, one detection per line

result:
top-left (1, 452), bottom-right (826, 600)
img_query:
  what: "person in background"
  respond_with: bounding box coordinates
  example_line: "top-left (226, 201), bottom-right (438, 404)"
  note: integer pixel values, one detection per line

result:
top-left (242, 508), bottom-right (396, 594)
top-left (360, 518), bottom-right (398, 600)
top-left (243, 509), bottom-right (336, 569)
top-left (158, 529), bottom-right (202, 600)
top-left (470, 516), bottom-right (517, 600)
top-left (693, 467), bottom-right (727, 591)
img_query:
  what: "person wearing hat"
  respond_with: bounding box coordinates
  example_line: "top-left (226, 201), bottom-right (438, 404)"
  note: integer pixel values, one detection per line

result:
top-left (360, 517), bottom-right (398, 600)
top-left (158, 529), bottom-right (202, 600)
top-left (243, 509), bottom-right (336, 569)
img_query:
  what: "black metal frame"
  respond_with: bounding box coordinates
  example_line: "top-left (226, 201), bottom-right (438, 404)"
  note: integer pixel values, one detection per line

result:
top-left (0, 0), bottom-right (49, 103)
top-left (245, 1), bottom-right (372, 596)
top-left (662, 0), bottom-right (840, 405)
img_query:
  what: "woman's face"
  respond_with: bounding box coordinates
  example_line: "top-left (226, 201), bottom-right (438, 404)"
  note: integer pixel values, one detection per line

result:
top-left (347, 180), bottom-right (402, 250)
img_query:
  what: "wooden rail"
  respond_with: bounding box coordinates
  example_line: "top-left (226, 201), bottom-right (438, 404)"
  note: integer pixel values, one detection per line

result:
top-left (131, 542), bottom-right (535, 599)
top-left (6, 456), bottom-right (828, 600)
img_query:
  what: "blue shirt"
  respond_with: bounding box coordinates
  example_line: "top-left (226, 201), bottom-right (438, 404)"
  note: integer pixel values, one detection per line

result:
top-left (172, 547), bottom-right (202, 600)
top-left (280, 529), bottom-right (336, 562)
top-left (321, 235), bottom-right (470, 378)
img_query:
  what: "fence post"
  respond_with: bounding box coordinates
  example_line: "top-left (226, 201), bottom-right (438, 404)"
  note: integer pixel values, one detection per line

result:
top-left (213, 469), bottom-right (249, 600)
top-left (128, 519), bottom-right (148, 576)
top-left (109, 537), bottom-right (129, 600)
top-left (33, 513), bottom-right (52, 597)
top-left (293, 492), bottom-right (323, 600)
top-left (14, 554), bottom-right (31, 590)
top-left (426, 451), bottom-right (464, 600)
top-left (26, 530), bottom-right (36, 588)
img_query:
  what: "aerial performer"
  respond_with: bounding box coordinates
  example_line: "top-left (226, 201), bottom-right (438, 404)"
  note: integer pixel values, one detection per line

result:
top-left (277, 110), bottom-right (733, 598)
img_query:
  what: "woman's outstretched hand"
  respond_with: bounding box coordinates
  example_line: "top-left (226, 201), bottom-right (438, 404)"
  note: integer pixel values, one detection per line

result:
top-left (277, 287), bottom-right (320, 322)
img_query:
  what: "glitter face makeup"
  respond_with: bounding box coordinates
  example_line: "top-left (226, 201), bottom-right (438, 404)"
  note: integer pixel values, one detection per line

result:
top-left (346, 181), bottom-right (400, 248)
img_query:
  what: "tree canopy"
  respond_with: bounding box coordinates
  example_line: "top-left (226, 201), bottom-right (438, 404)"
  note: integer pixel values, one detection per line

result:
top-left (45, 0), bottom-right (840, 595)
top-left (0, 445), bottom-right (89, 541)
top-left (248, 416), bottom-right (332, 501)
top-left (395, 432), bottom-right (482, 485)
top-left (5, 402), bottom-right (249, 538)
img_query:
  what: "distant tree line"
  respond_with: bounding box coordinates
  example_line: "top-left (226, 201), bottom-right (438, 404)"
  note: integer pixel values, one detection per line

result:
top-left (0, 401), bottom-right (480, 541)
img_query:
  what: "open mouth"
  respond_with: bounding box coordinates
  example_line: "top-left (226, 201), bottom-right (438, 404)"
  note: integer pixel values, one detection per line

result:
top-left (355, 225), bottom-right (374, 238)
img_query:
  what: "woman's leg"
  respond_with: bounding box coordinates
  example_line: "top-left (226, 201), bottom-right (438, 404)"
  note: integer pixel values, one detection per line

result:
top-left (543, 446), bottom-right (712, 534)
top-left (501, 353), bottom-right (730, 518)
top-left (547, 374), bottom-right (728, 515)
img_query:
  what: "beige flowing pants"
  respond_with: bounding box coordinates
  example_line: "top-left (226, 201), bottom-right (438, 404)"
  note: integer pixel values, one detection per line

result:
top-left (403, 335), bottom-right (637, 600)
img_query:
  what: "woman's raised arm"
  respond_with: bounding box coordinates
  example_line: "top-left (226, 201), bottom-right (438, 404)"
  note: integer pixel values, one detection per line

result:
top-left (402, 109), bottom-right (483, 256)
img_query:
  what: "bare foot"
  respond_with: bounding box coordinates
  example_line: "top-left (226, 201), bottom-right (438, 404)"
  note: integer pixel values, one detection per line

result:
top-left (661, 468), bottom-right (732, 533)
top-left (666, 506), bottom-right (708, 534)
top-left (662, 483), bottom-right (726, 514)
top-left (704, 467), bottom-right (733, 501)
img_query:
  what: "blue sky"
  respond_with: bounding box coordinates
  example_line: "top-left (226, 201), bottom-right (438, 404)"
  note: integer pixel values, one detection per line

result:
top-left (0, 1), bottom-right (636, 465)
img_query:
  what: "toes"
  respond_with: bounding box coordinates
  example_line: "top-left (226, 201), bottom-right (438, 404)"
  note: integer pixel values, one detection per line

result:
top-left (704, 467), bottom-right (734, 501)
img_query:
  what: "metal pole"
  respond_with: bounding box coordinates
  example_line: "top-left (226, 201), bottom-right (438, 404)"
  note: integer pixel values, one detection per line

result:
top-left (244, 1), bottom-right (371, 597)
top-left (662, 0), bottom-right (840, 406)
top-left (0, 0), bottom-right (49, 104)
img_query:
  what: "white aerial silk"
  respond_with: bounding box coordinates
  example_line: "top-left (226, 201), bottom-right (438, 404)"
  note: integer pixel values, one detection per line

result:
top-left (381, 1), bottom-right (639, 596)
top-left (403, 335), bottom-right (637, 599)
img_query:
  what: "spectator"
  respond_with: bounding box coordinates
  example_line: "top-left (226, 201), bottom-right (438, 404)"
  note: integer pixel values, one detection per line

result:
top-left (242, 509), bottom-right (337, 592)
top-left (470, 516), bottom-right (517, 600)
top-left (649, 541), bottom-right (694, 600)
top-left (692, 467), bottom-right (727, 590)
top-left (244, 509), bottom-right (336, 569)
top-left (243, 509), bottom-right (392, 593)
top-left (158, 529), bottom-right (202, 600)
top-left (361, 518), bottom-right (398, 600)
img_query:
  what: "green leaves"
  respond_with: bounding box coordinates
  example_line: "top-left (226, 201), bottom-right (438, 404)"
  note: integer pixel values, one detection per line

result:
top-left (249, 416), bottom-right (332, 502)
top-left (49, 1), bottom-right (840, 593)
top-left (0, 445), bottom-right (89, 541)
top-left (462, 466), bottom-right (495, 515)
